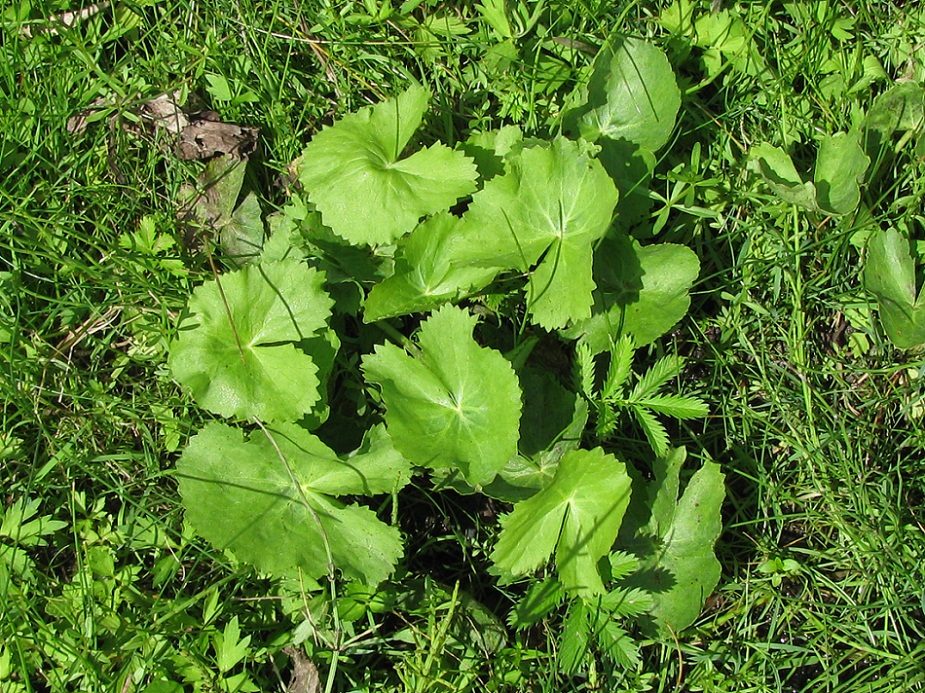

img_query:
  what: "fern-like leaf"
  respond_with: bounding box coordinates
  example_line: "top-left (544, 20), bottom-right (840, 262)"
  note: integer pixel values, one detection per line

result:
top-left (633, 406), bottom-right (670, 457)
top-left (630, 354), bottom-right (683, 400)
top-left (633, 394), bottom-right (708, 419)
top-left (594, 400), bottom-right (617, 439)
top-left (603, 335), bottom-right (634, 400)
top-left (575, 341), bottom-right (597, 399)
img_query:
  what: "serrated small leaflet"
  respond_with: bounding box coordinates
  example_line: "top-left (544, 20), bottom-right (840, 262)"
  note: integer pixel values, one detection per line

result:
top-left (177, 422), bottom-right (408, 585)
top-left (491, 447), bottom-right (632, 596)
top-left (297, 85), bottom-right (478, 245)
top-left (363, 305), bottom-right (522, 486)
top-left (168, 258), bottom-right (333, 422)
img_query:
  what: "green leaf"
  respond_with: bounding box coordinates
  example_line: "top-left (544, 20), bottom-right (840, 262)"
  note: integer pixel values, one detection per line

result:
top-left (508, 577), bottom-right (564, 630)
top-left (814, 132), bottom-right (868, 215)
top-left (491, 447), bottom-right (633, 596)
top-left (180, 154), bottom-right (264, 266)
top-left (168, 258), bottom-right (334, 422)
top-left (621, 448), bottom-right (725, 635)
top-left (749, 142), bottom-right (817, 210)
top-left (562, 234), bottom-right (699, 353)
top-left (177, 422), bottom-right (408, 584)
top-left (362, 305), bottom-right (522, 486)
top-left (633, 394), bottom-right (708, 419)
top-left (864, 227), bottom-right (925, 348)
top-left (632, 407), bottom-right (670, 458)
top-left (577, 37), bottom-right (681, 150)
top-left (213, 616), bottom-right (251, 673)
top-left (865, 82), bottom-right (925, 145)
top-left (297, 86), bottom-right (478, 245)
top-left (363, 212), bottom-right (499, 321)
top-left (461, 137), bottom-right (618, 329)
top-left (751, 134), bottom-right (869, 215)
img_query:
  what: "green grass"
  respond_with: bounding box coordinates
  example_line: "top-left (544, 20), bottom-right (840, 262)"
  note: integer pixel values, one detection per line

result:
top-left (3, 0), bottom-right (925, 691)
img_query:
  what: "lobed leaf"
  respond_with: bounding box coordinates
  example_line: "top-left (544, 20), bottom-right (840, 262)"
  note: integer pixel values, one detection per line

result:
top-left (362, 305), bottom-right (522, 486)
top-left (562, 234), bottom-right (699, 353)
top-left (461, 137), bottom-right (618, 329)
top-left (621, 448), bottom-right (725, 635)
top-left (168, 258), bottom-right (334, 422)
top-left (297, 86), bottom-right (478, 245)
top-left (177, 422), bottom-right (408, 585)
top-left (491, 447), bottom-right (633, 596)
top-left (363, 212), bottom-right (498, 321)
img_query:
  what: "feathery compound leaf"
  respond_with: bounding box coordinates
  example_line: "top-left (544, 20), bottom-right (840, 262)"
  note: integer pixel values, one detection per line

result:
top-left (630, 354), bottom-right (683, 400)
top-left (633, 407), bottom-right (669, 458)
top-left (177, 422), bottom-right (408, 585)
top-left (491, 447), bottom-right (632, 596)
top-left (362, 305), bottom-right (522, 486)
top-left (603, 335), bottom-right (634, 400)
top-left (574, 341), bottom-right (597, 399)
top-left (297, 86), bottom-right (478, 245)
top-left (168, 258), bottom-right (334, 422)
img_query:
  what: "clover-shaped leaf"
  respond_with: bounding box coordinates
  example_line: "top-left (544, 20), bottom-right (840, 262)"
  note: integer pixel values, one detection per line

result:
top-left (168, 258), bottom-right (334, 422)
top-left (362, 305), bottom-right (522, 487)
top-left (297, 85), bottom-right (478, 245)
top-left (491, 447), bottom-right (633, 596)
top-left (177, 422), bottom-right (408, 585)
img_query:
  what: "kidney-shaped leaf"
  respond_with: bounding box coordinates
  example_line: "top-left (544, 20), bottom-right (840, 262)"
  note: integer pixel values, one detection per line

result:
top-left (491, 447), bottom-right (633, 597)
top-left (362, 305), bottom-right (522, 486)
top-left (298, 86), bottom-right (478, 245)
top-left (177, 422), bottom-right (408, 585)
top-left (578, 37), bottom-right (681, 150)
top-left (864, 227), bottom-right (925, 349)
top-left (168, 258), bottom-right (334, 422)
